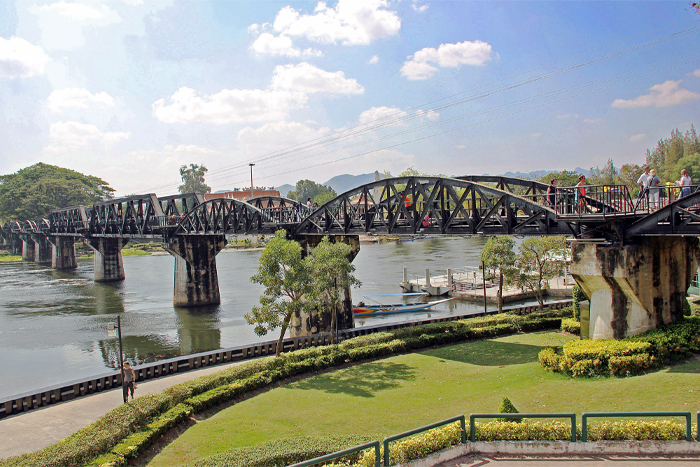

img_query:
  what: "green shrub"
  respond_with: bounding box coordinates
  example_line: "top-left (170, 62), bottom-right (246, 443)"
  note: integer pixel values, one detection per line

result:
top-left (572, 285), bottom-right (587, 321)
top-left (185, 436), bottom-right (373, 467)
top-left (587, 420), bottom-right (686, 441)
top-left (561, 318), bottom-right (580, 335)
top-left (475, 421), bottom-right (578, 441)
top-left (683, 298), bottom-right (691, 317)
top-left (497, 397), bottom-right (522, 423)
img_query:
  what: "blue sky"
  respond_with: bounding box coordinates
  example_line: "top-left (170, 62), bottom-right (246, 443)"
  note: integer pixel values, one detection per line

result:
top-left (0, 0), bottom-right (698, 196)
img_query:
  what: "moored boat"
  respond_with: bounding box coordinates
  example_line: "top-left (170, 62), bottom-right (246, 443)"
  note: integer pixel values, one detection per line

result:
top-left (353, 293), bottom-right (455, 317)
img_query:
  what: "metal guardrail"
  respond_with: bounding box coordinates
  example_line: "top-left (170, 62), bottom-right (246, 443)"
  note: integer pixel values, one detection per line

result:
top-left (469, 413), bottom-right (577, 442)
top-left (581, 411), bottom-right (693, 442)
top-left (286, 440), bottom-right (381, 467)
top-left (383, 415), bottom-right (466, 466)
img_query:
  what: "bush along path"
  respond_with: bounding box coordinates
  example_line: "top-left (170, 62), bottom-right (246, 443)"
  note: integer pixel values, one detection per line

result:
top-left (541, 316), bottom-right (700, 377)
top-left (0, 308), bottom-right (570, 467)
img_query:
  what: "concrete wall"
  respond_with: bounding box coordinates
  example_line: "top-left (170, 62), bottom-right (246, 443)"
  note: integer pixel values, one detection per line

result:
top-left (571, 237), bottom-right (699, 339)
top-left (165, 235), bottom-right (225, 307)
top-left (88, 238), bottom-right (129, 282)
top-left (48, 236), bottom-right (78, 270)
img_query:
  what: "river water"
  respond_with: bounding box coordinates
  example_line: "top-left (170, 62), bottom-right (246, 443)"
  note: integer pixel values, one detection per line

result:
top-left (0, 236), bottom-right (531, 399)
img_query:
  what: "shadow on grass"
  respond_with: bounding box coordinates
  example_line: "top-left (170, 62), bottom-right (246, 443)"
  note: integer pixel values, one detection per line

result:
top-left (666, 357), bottom-right (700, 374)
top-left (423, 340), bottom-right (544, 367)
top-left (292, 361), bottom-right (416, 398)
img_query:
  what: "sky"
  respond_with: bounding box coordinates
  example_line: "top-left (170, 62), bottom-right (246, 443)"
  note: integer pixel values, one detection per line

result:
top-left (0, 0), bottom-right (699, 197)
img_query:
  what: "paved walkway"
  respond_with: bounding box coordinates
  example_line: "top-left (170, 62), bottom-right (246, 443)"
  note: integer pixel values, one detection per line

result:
top-left (0, 360), bottom-right (249, 459)
top-left (438, 455), bottom-right (700, 466)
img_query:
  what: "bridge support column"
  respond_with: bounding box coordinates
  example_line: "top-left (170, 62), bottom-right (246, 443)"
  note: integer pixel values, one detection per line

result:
top-left (30, 233), bottom-right (52, 264)
top-left (48, 236), bottom-right (78, 270)
top-left (570, 237), bottom-right (699, 339)
top-left (165, 235), bottom-right (225, 307)
top-left (290, 235), bottom-right (360, 337)
top-left (88, 238), bottom-right (129, 282)
top-left (20, 235), bottom-right (35, 262)
top-left (10, 234), bottom-right (22, 255)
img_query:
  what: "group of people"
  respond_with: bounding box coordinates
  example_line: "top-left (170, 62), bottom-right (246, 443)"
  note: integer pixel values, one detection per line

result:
top-left (546, 175), bottom-right (590, 213)
top-left (637, 166), bottom-right (692, 210)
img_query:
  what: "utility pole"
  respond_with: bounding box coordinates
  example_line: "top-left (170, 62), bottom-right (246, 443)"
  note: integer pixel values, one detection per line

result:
top-left (249, 163), bottom-right (255, 199)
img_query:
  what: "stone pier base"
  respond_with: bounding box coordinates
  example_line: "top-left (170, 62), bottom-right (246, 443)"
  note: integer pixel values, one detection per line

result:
top-left (88, 238), bottom-right (129, 282)
top-left (571, 237), bottom-right (699, 339)
top-left (165, 235), bottom-right (225, 307)
top-left (289, 234), bottom-right (360, 337)
top-left (10, 234), bottom-right (22, 255)
top-left (48, 237), bottom-right (78, 270)
top-left (31, 233), bottom-right (52, 264)
top-left (20, 236), bottom-right (35, 262)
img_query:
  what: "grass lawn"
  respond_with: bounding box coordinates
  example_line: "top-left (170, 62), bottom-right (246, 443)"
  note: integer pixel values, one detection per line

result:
top-left (149, 331), bottom-right (700, 466)
top-left (0, 254), bottom-right (22, 262)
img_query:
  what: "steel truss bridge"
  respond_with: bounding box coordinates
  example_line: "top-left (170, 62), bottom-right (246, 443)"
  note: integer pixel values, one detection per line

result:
top-left (2, 176), bottom-right (700, 244)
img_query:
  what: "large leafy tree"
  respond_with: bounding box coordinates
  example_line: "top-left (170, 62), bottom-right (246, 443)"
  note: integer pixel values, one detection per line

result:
top-left (645, 126), bottom-right (700, 182)
top-left (0, 163), bottom-right (114, 221)
top-left (246, 231), bottom-right (359, 355)
top-left (179, 164), bottom-right (211, 193)
top-left (537, 170), bottom-right (581, 187)
top-left (588, 158), bottom-right (618, 185)
top-left (480, 236), bottom-right (517, 313)
top-left (306, 237), bottom-right (361, 344)
top-left (516, 236), bottom-right (568, 308)
top-left (287, 180), bottom-right (336, 204)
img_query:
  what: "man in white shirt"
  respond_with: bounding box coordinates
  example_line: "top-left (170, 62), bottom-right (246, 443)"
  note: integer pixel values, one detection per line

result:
top-left (637, 166), bottom-right (650, 201)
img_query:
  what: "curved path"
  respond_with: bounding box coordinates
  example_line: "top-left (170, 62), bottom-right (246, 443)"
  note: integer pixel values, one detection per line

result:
top-left (0, 359), bottom-right (251, 459)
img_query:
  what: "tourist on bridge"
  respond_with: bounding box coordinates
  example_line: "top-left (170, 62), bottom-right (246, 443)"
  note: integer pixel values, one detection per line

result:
top-left (547, 179), bottom-right (557, 210)
top-left (306, 198), bottom-right (312, 213)
top-left (576, 175), bottom-right (588, 213)
top-left (648, 169), bottom-right (661, 210)
top-left (637, 166), bottom-right (650, 196)
top-left (676, 169), bottom-right (692, 199)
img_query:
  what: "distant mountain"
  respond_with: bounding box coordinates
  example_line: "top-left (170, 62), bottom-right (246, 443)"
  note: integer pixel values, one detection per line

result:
top-left (323, 173), bottom-right (378, 194)
top-left (502, 167), bottom-right (590, 180)
top-left (275, 184), bottom-right (295, 197)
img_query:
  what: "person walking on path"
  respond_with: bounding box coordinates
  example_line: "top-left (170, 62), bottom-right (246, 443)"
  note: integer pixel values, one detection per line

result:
top-left (122, 362), bottom-right (136, 403)
top-left (677, 169), bottom-right (692, 199)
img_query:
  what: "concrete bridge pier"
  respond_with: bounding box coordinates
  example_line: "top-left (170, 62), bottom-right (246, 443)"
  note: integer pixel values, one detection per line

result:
top-left (165, 235), bottom-right (226, 307)
top-left (9, 233), bottom-right (22, 255)
top-left (570, 237), bottom-right (699, 339)
top-left (47, 236), bottom-right (78, 270)
top-left (290, 234), bottom-right (361, 337)
top-left (88, 238), bottom-right (129, 282)
top-left (19, 234), bottom-right (35, 262)
top-left (30, 233), bottom-right (52, 264)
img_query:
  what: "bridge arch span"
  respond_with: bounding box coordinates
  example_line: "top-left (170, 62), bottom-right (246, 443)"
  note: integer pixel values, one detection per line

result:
top-left (293, 176), bottom-right (574, 237)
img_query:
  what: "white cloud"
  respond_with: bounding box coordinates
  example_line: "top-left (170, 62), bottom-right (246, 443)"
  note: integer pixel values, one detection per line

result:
top-left (0, 36), bottom-right (50, 78)
top-left (628, 134), bottom-right (647, 143)
top-left (270, 62), bottom-right (364, 94)
top-left (368, 54), bottom-right (379, 64)
top-left (47, 88), bottom-right (115, 113)
top-left (29, 1), bottom-right (121, 22)
top-left (251, 32), bottom-right (322, 57)
top-left (152, 86), bottom-right (307, 125)
top-left (583, 118), bottom-right (604, 124)
top-left (413, 2), bottom-right (429, 12)
top-left (401, 40), bottom-right (495, 80)
top-left (415, 109), bottom-right (439, 121)
top-left (49, 121), bottom-right (130, 147)
top-left (359, 106), bottom-right (408, 126)
top-left (691, 69), bottom-right (700, 78)
top-left (556, 114), bottom-right (579, 120)
top-left (237, 121), bottom-right (331, 153)
top-left (612, 80), bottom-right (700, 109)
top-left (531, 133), bottom-right (542, 138)
top-left (455, 144), bottom-right (466, 148)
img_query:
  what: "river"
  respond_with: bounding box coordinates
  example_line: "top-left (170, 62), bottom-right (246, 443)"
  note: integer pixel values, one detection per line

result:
top-left (0, 236), bottom-right (532, 399)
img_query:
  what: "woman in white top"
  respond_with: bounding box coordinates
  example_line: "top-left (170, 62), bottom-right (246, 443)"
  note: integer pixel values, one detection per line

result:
top-left (677, 169), bottom-right (692, 199)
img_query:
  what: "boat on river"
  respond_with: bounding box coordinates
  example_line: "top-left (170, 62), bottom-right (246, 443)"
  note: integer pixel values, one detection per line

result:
top-left (353, 293), bottom-right (455, 317)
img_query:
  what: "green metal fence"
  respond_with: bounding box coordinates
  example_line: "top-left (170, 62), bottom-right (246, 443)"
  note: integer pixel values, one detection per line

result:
top-left (382, 415), bottom-right (466, 467)
top-left (581, 411), bottom-right (693, 442)
top-left (469, 413), bottom-right (577, 442)
top-left (286, 440), bottom-right (381, 467)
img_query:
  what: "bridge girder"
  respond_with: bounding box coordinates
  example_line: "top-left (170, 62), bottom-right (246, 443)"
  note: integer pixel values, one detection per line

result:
top-left (625, 190), bottom-right (700, 237)
top-left (173, 198), bottom-right (278, 236)
top-left (293, 176), bottom-right (577, 237)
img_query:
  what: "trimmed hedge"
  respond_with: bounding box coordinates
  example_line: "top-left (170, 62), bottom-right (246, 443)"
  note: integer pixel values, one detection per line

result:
top-left (186, 436), bottom-right (373, 467)
top-left (0, 306), bottom-right (572, 467)
top-left (540, 316), bottom-right (700, 377)
top-left (561, 318), bottom-right (580, 335)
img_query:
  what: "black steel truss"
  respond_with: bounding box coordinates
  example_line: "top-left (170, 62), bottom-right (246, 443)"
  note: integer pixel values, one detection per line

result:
top-left (173, 198), bottom-right (270, 236)
top-left (248, 196), bottom-right (304, 225)
top-left (625, 191), bottom-right (700, 236)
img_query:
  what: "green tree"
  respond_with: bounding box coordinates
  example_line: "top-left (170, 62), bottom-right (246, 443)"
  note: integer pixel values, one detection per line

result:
top-left (516, 236), bottom-right (568, 308)
top-left (671, 152), bottom-right (700, 182)
top-left (588, 158), bottom-right (618, 185)
top-left (615, 163), bottom-right (643, 195)
top-left (246, 231), bottom-right (312, 356)
top-left (0, 163), bottom-right (114, 222)
top-left (179, 164), bottom-right (211, 193)
top-left (537, 170), bottom-right (581, 187)
top-left (645, 126), bottom-right (700, 182)
top-left (306, 237), bottom-right (361, 344)
top-left (287, 180), bottom-right (336, 203)
top-left (480, 236), bottom-right (517, 313)
top-left (313, 191), bottom-right (336, 206)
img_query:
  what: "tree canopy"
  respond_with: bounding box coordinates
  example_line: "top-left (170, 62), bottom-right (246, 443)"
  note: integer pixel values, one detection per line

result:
top-left (516, 236), bottom-right (568, 308)
top-left (179, 164), bottom-right (211, 194)
top-left (0, 163), bottom-right (114, 222)
top-left (287, 180), bottom-right (336, 205)
top-left (480, 236), bottom-right (517, 313)
top-left (644, 126), bottom-right (700, 183)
